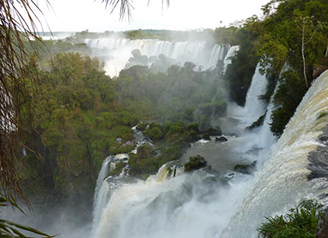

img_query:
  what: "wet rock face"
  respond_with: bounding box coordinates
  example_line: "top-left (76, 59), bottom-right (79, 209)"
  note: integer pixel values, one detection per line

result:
top-left (215, 136), bottom-right (228, 142)
top-left (202, 133), bottom-right (210, 140)
top-left (233, 161), bottom-right (257, 174)
top-left (308, 126), bottom-right (328, 180)
top-left (184, 155), bottom-right (207, 172)
top-left (317, 214), bottom-right (328, 238)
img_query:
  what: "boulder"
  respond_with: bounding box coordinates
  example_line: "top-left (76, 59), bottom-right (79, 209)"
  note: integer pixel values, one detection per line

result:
top-left (216, 136), bottom-right (228, 142)
top-left (204, 127), bottom-right (222, 136)
top-left (233, 161), bottom-right (257, 174)
top-left (317, 213), bottom-right (328, 238)
top-left (202, 133), bottom-right (210, 140)
top-left (131, 49), bottom-right (142, 58)
top-left (246, 114), bottom-right (265, 131)
top-left (184, 155), bottom-right (207, 172)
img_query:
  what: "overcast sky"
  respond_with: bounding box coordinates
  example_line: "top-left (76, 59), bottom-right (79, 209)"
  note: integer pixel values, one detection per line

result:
top-left (37, 0), bottom-right (269, 32)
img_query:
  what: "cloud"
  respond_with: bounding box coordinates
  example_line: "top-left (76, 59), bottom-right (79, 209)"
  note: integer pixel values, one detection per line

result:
top-left (39, 0), bottom-right (268, 32)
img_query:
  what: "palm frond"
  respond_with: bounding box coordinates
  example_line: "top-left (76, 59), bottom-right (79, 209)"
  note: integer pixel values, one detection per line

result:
top-left (101, 0), bottom-right (170, 20)
top-left (0, 0), bottom-right (48, 206)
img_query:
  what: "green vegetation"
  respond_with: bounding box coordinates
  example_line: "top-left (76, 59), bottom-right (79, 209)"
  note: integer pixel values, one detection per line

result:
top-left (70, 28), bottom-right (239, 45)
top-left (21, 53), bottom-right (136, 196)
top-left (260, 0), bottom-right (328, 136)
top-left (225, 0), bottom-right (328, 135)
top-left (225, 16), bottom-right (262, 106)
top-left (258, 200), bottom-right (323, 238)
top-left (0, 197), bottom-right (52, 237)
top-left (127, 122), bottom-right (201, 179)
top-left (233, 161), bottom-right (257, 174)
top-left (246, 114), bottom-right (266, 130)
top-left (116, 63), bottom-right (226, 130)
top-left (19, 50), bottom-right (224, 195)
top-left (184, 155), bottom-right (207, 172)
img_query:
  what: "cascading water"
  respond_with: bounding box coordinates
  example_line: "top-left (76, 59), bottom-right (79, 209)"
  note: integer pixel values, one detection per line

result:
top-left (226, 64), bottom-right (267, 125)
top-left (222, 63), bottom-right (269, 136)
top-left (92, 154), bottom-right (129, 233)
top-left (91, 54), bottom-right (281, 238)
top-left (223, 45), bottom-right (239, 74)
top-left (86, 38), bottom-right (230, 77)
top-left (222, 70), bottom-right (328, 237)
top-left (242, 64), bottom-right (268, 126)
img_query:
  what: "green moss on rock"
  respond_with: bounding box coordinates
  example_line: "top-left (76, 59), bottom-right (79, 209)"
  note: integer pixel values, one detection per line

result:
top-left (184, 155), bottom-right (207, 172)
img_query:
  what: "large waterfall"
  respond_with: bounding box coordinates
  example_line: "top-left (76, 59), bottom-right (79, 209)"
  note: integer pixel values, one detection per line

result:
top-left (86, 38), bottom-right (230, 77)
top-left (91, 58), bottom-right (328, 237)
top-left (91, 52), bottom-right (280, 237)
top-left (222, 70), bottom-right (328, 237)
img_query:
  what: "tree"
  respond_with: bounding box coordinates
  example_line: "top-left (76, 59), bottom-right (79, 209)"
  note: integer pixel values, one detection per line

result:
top-left (0, 0), bottom-right (164, 237)
top-left (0, 0), bottom-right (165, 202)
top-left (259, 0), bottom-right (328, 82)
top-left (295, 16), bottom-right (327, 87)
top-left (0, 0), bottom-right (43, 206)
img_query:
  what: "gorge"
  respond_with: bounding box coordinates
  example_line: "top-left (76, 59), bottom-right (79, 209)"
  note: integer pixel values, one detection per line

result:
top-left (4, 29), bottom-right (328, 238)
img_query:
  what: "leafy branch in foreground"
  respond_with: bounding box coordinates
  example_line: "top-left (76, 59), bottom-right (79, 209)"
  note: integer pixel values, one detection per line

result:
top-left (0, 197), bottom-right (53, 238)
top-left (100, 0), bottom-right (170, 20)
top-left (258, 199), bottom-right (323, 238)
top-left (0, 0), bottom-right (46, 205)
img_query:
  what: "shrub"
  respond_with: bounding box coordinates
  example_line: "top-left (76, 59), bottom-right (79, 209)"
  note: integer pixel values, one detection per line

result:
top-left (144, 126), bottom-right (164, 141)
top-left (136, 121), bottom-right (148, 131)
top-left (258, 199), bottom-right (323, 238)
top-left (184, 155), bottom-right (207, 172)
top-left (187, 123), bottom-right (199, 133)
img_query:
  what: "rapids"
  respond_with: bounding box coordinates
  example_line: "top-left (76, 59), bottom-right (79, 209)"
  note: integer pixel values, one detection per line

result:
top-left (222, 70), bottom-right (328, 237)
top-left (91, 51), bottom-right (279, 238)
top-left (92, 65), bottom-right (328, 237)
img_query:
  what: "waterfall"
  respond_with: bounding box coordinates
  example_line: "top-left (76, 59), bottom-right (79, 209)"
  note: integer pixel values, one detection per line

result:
top-left (224, 63), bottom-right (269, 135)
top-left (93, 157), bottom-right (112, 206)
top-left (92, 170), bottom-right (253, 238)
top-left (242, 64), bottom-right (268, 126)
top-left (92, 155), bottom-right (127, 233)
top-left (91, 58), bottom-right (280, 238)
top-left (222, 70), bottom-right (328, 238)
top-left (86, 38), bottom-right (230, 76)
top-left (256, 80), bottom-right (279, 152)
top-left (223, 45), bottom-right (239, 73)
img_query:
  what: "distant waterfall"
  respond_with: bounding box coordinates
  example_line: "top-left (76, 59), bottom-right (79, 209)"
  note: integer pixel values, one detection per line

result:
top-left (222, 70), bottom-right (328, 237)
top-left (223, 45), bottom-right (239, 73)
top-left (86, 38), bottom-right (230, 76)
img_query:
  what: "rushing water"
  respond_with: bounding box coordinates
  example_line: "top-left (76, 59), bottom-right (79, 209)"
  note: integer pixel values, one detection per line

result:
top-left (222, 71), bottom-right (328, 237)
top-left (8, 37), bottom-right (328, 238)
top-left (91, 53), bottom-right (280, 237)
top-left (92, 70), bottom-right (328, 238)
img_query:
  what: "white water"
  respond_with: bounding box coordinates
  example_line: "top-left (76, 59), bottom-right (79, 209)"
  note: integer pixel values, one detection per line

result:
top-left (90, 45), bottom-right (328, 238)
top-left (243, 64), bottom-right (268, 125)
top-left (223, 45), bottom-right (239, 73)
top-left (223, 63), bottom-right (269, 135)
top-left (94, 171), bottom-right (253, 238)
top-left (91, 59), bottom-right (280, 238)
top-left (86, 38), bottom-right (230, 77)
top-left (92, 155), bottom-right (129, 231)
top-left (226, 64), bottom-right (267, 123)
top-left (222, 70), bottom-right (328, 237)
